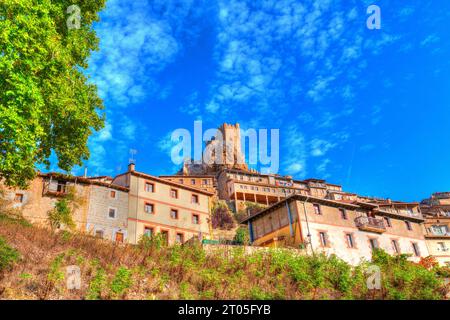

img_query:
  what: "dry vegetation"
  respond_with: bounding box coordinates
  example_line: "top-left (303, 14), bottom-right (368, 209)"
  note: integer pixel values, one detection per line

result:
top-left (0, 212), bottom-right (449, 300)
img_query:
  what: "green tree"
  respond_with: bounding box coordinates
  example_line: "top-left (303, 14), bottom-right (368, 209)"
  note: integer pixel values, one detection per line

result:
top-left (0, 0), bottom-right (106, 188)
top-left (233, 226), bottom-right (250, 245)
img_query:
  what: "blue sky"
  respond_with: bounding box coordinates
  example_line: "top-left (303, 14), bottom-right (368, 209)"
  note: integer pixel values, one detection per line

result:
top-left (72, 0), bottom-right (450, 202)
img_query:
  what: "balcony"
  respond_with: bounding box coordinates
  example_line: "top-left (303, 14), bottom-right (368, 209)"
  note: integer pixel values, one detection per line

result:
top-left (43, 181), bottom-right (69, 197)
top-left (355, 216), bottom-right (386, 233)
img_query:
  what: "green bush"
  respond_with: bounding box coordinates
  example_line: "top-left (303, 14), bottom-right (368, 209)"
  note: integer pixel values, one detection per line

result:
top-left (0, 236), bottom-right (19, 272)
top-left (110, 267), bottom-right (132, 298)
top-left (233, 227), bottom-right (250, 245)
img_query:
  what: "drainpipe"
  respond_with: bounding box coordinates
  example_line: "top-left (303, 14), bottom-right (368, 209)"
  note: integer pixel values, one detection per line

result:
top-left (248, 220), bottom-right (254, 243)
top-left (301, 196), bottom-right (314, 255)
top-left (135, 174), bottom-right (139, 244)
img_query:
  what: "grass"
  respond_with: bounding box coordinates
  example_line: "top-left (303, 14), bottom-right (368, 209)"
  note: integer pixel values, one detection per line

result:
top-left (0, 212), bottom-right (448, 300)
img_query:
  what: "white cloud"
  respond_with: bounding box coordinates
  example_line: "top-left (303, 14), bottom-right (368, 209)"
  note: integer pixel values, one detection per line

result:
top-left (310, 139), bottom-right (336, 157)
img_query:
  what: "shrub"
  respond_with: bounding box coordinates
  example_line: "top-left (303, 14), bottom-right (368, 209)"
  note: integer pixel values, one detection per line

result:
top-left (0, 236), bottom-right (19, 272)
top-left (48, 198), bottom-right (75, 231)
top-left (233, 227), bottom-right (250, 245)
top-left (110, 267), bottom-right (132, 298)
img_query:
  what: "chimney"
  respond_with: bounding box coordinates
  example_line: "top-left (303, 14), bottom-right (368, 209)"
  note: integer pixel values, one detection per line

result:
top-left (84, 167), bottom-right (88, 178)
top-left (128, 162), bottom-right (135, 172)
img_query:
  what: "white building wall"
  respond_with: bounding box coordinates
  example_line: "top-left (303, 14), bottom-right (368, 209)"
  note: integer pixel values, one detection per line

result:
top-left (303, 221), bottom-right (429, 265)
top-left (85, 185), bottom-right (129, 242)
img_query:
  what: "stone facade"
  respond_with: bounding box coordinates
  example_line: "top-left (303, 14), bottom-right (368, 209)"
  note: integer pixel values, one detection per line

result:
top-left (243, 195), bottom-right (428, 265)
top-left (112, 164), bottom-right (213, 245)
top-left (420, 193), bottom-right (450, 266)
top-left (85, 184), bottom-right (129, 243)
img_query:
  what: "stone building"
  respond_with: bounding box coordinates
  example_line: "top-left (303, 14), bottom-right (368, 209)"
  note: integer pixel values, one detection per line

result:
top-left (177, 123), bottom-right (249, 176)
top-left (242, 194), bottom-right (428, 265)
top-left (112, 163), bottom-right (213, 245)
top-left (159, 175), bottom-right (217, 195)
top-left (216, 168), bottom-right (352, 213)
top-left (420, 192), bottom-right (450, 266)
top-left (5, 173), bottom-right (129, 242)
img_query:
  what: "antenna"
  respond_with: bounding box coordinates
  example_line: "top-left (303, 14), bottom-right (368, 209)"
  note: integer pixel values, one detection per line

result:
top-left (129, 148), bottom-right (137, 164)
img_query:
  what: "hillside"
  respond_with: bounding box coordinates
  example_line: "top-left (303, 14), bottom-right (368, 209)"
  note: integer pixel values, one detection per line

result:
top-left (0, 212), bottom-right (448, 300)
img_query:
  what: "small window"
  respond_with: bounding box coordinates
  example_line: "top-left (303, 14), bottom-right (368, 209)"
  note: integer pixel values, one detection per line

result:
top-left (179, 179), bottom-right (184, 184)
top-left (191, 194), bottom-right (199, 204)
top-left (161, 230), bottom-right (169, 245)
top-left (339, 208), bottom-right (347, 220)
top-left (170, 189), bottom-right (178, 199)
top-left (108, 208), bottom-right (117, 219)
top-left (313, 204), bottom-right (321, 215)
top-left (144, 203), bottom-right (154, 214)
top-left (319, 232), bottom-right (328, 247)
top-left (391, 239), bottom-right (400, 254)
top-left (176, 233), bottom-right (184, 244)
top-left (384, 217), bottom-right (392, 227)
top-left (437, 242), bottom-right (447, 251)
top-left (345, 233), bottom-right (355, 248)
top-left (369, 238), bottom-right (379, 251)
top-left (202, 179), bottom-right (208, 185)
top-left (95, 230), bottom-right (104, 239)
top-left (170, 209), bottom-right (178, 219)
top-left (412, 242), bottom-right (420, 257)
top-left (405, 221), bottom-right (412, 231)
top-left (191, 179), bottom-right (196, 185)
top-left (192, 214), bottom-right (200, 225)
top-left (14, 193), bottom-right (24, 203)
top-left (144, 227), bottom-right (153, 237)
top-left (110, 190), bottom-right (117, 199)
top-left (144, 182), bottom-right (155, 192)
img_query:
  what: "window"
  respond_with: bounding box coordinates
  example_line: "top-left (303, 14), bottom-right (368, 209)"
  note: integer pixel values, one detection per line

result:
top-left (178, 179), bottom-right (184, 184)
top-left (384, 217), bottom-right (392, 227)
top-left (170, 209), bottom-right (178, 219)
top-left (110, 190), bottom-right (117, 199)
top-left (313, 204), bottom-right (321, 215)
top-left (108, 207), bottom-right (117, 219)
top-left (192, 214), bottom-right (200, 225)
top-left (405, 221), bottom-right (412, 231)
top-left (345, 233), bottom-right (355, 248)
top-left (170, 189), bottom-right (178, 199)
top-left (144, 227), bottom-right (153, 237)
top-left (191, 179), bottom-right (196, 185)
top-left (144, 203), bottom-right (154, 214)
top-left (339, 208), bottom-right (347, 220)
top-left (202, 179), bottom-right (208, 185)
top-left (412, 242), bottom-right (420, 257)
top-left (191, 194), bottom-right (199, 204)
top-left (369, 238), bottom-right (379, 251)
top-left (319, 232), bottom-right (328, 247)
top-left (14, 193), bottom-right (24, 203)
top-left (145, 182), bottom-right (155, 192)
top-left (95, 230), bottom-right (104, 239)
top-left (161, 230), bottom-right (169, 245)
top-left (176, 233), bottom-right (184, 244)
top-left (391, 239), bottom-right (400, 254)
top-left (437, 242), bottom-right (448, 252)
top-left (431, 225), bottom-right (448, 235)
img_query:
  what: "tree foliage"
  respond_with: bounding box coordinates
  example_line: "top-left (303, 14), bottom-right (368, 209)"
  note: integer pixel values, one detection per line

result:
top-left (0, 0), bottom-right (106, 188)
